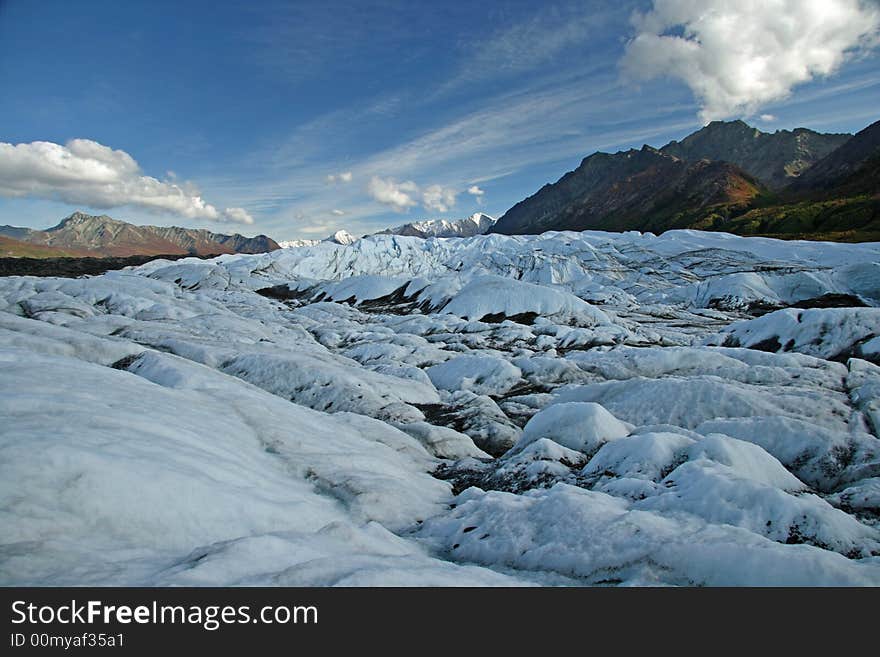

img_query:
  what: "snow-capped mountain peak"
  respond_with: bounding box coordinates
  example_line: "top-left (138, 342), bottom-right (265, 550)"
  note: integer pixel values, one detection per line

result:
top-left (379, 213), bottom-right (496, 239)
top-left (324, 229), bottom-right (359, 245)
top-left (279, 239), bottom-right (320, 248)
top-left (279, 214), bottom-right (496, 248)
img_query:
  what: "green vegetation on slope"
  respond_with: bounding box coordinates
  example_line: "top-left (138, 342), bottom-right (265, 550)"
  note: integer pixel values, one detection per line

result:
top-left (721, 195), bottom-right (880, 242)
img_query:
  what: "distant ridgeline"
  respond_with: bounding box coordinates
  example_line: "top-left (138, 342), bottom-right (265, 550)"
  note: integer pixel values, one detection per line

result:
top-left (375, 213), bottom-right (497, 239)
top-left (278, 214), bottom-right (498, 249)
top-left (0, 211), bottom-right (280, 258)
top-left (9, 117), bottom-right (878, 260)
top-left (491, 119), bottom-right (880, 242)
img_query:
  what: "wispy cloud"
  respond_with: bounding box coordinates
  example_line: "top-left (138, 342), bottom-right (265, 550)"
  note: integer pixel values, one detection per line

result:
top-left (298, 223), bottom-right (337, 235)
top-left (756, 67), bottom-right (880, 110)
top-left (201, 0), bottom-right (879, 239)
top-left (326, 171), bottom-right (353, 184)
top-left (351, 71), bottom-right (691, 183)
top-left (444, 3), bottom-right (620, 89)
top-left (209, 67), bottom-right (701, 237)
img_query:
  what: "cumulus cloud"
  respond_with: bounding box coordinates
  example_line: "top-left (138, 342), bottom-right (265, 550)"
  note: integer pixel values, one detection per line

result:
top-left (621, 0), bottom-right (880, 122)
top-left (326, 171), bottom-right (353, 183)
top-left (467, 185), bottom-right (485, 197)
top-left (421, 184), bottom-right (457, 213)
top-left (0, 139), bottom-right (253, 223)
top-left (367, 176), bottom-right (420, 212)
top-left (222, 207), bottom-right (256, 224)
top-left (367, 177), bottom-right (459, 214)
top-left (760, 114), bottom-right (778, 122)
top-left (331, 208), bottom-right (346, 216)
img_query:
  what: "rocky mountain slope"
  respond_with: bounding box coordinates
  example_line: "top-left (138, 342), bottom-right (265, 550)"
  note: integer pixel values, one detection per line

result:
top-left (491, 119), bottom-right (880, 241)
top-left (721, 119), bottom-right (880, 241)
top-left (788, 119), bottom-right (880, 195)
top-left (0, 211), bottom-right (280, 257)
top-left (661, 120), bottom-right (850, 190)
top-left (491, 145), bottom-right (763, 235)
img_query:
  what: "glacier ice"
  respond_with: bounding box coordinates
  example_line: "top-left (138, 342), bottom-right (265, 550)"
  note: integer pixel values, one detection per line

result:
top-left (2, 229), bottom-right (880, 585)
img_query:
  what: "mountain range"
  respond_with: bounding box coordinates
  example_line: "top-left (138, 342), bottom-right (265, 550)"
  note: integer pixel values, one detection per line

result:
top-left (492, 118), bottom-right (880, 241)
top-left (661, 120), bottom-right (849, 190)
top-left (2, 211), bottom-right (498, 260)
top-left (0, 212), bottom-right (280, 258)
top-left (376, 213), bottom-right (496, 238)
top-left (3, 119), bottom-right (878, 259)
top-left (278, 213), bottom-right (497, 249)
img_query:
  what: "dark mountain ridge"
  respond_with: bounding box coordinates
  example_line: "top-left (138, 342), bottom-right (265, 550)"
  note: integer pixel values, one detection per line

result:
top-left (491, 118), bottom-right (880, 241)
top-left (496, 145), bottom-right (763, 235)
top-left (787, 119), bottom-right (880, 195)
top-left (661, 120), bottom-right (849, 190)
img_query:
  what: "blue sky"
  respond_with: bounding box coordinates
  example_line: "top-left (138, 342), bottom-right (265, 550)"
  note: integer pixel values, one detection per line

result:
top-left (1, 0), bottom-right (879, 240)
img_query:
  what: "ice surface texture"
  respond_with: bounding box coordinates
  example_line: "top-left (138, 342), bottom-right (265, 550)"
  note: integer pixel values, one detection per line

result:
top-left (2, 229), bottom-right (879, 585)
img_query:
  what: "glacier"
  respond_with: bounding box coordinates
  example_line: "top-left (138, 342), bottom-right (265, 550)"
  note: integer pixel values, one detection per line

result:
top-left (2, 229), bottom-right (880, 586)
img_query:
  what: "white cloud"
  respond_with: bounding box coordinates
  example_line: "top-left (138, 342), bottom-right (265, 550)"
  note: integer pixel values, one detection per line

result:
top-left (367, 177), bottom-right (458, 214)
top-left (467, 185), bottom-right (485, 206)
top-left (0, 139), bottom-right (253, 223)
top-left (447, 5), bottom-right (614, 90)
top-left (621, 0), bottom-right (880, 122)
top-left (331, 209), bottom-right (346, 216)
top-left (421, 185), bottom-right (457, 213)
top-left (299, 223), bottom-right (336, 235)
top-left (229, 56), bottom-right (707, 239)
top-left (222, 207), bottom-right (255, 224)
top-left (326, 171), bottom-right (353, 184)
top-left (366, 176), bottom-right (419, 212)
top-left (760, 114), bottom-right (777, 122)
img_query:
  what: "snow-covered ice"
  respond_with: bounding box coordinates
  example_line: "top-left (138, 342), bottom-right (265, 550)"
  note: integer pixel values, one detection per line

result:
top-left (2, 229), bottom-right (880, 585)
top-left (512, 402), bottom-right (632, 456)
